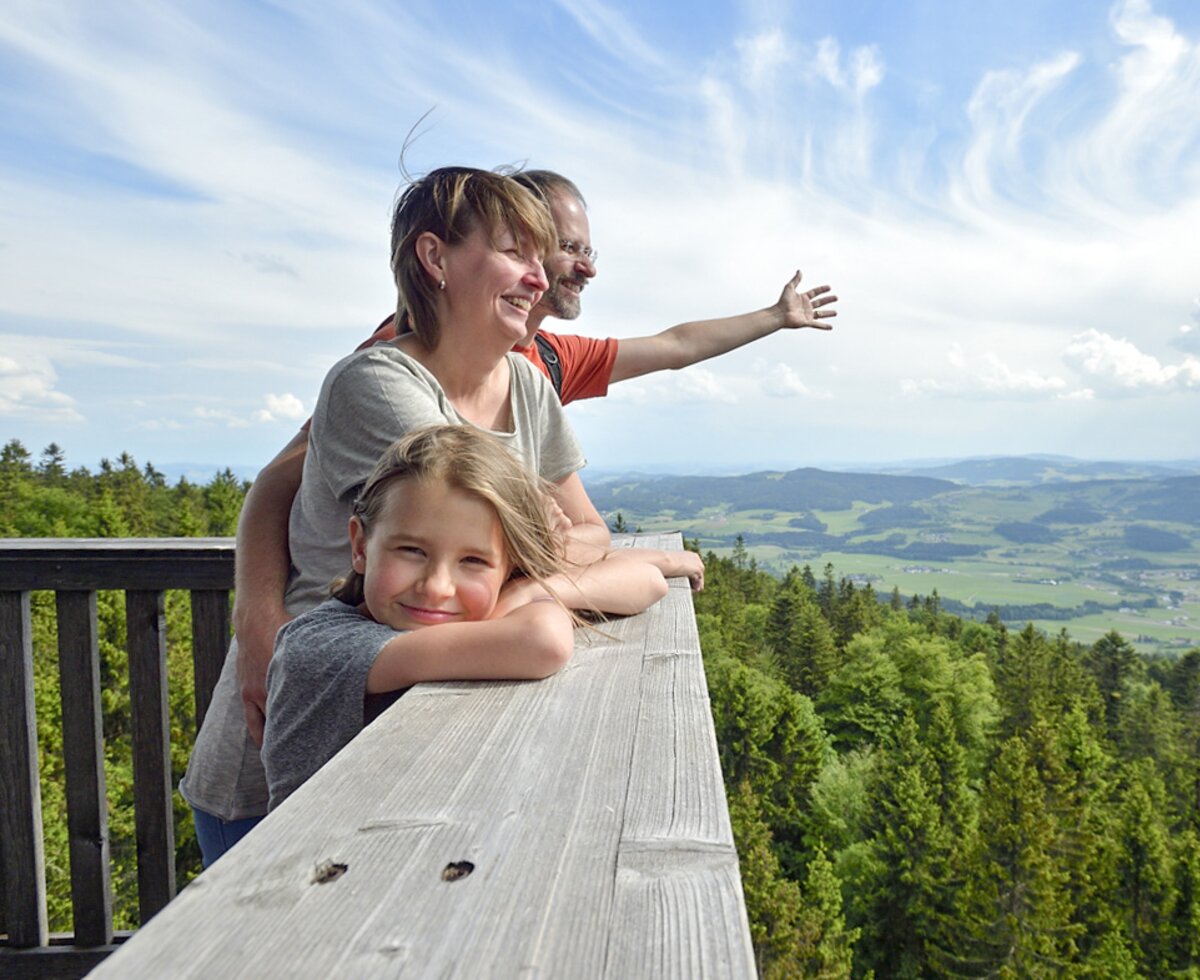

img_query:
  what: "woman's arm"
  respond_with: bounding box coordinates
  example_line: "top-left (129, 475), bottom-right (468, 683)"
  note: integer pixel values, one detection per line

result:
top-left (365, 601), bottom-right (575, 693)
top-left (234, 429), bottom-right (308, 745)
top-left (604, 547), bottom-right (705, 592)
top-left (553, 471), bottom-right (612, 565)
top-left (494, 557), bottom-right (671, 619)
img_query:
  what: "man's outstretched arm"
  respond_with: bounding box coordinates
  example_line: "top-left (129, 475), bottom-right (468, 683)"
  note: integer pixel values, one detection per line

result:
top-left (233, 429), bottom-right (307, 746)
top-left (608, 270), bottom-right (836, 383)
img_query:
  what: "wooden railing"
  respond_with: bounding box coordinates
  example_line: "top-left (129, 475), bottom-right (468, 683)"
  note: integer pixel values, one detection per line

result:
top-left (0, 538), bottom-right (235, 978)
top-left (1, 535), bottom-right (755, 978)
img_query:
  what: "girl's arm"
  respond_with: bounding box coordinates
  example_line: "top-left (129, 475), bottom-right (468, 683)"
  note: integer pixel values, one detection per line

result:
top-left (365, 600), bottom-right (574, 694)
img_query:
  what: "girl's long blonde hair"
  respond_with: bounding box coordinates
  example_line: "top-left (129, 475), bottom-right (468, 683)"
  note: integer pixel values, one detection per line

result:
top-left (332, 425), bottom-right (565, 607)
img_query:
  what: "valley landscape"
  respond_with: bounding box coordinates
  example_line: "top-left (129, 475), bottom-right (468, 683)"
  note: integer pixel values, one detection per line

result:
top-left (585, 456), bottom-right (1200, 655)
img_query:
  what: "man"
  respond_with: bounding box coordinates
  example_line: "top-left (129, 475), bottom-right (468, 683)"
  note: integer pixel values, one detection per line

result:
top-left (198, 169), bottom-right (835, 859)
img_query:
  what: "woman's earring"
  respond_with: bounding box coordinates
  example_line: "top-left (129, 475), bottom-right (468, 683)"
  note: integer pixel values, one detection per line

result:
top-left (438, 279), bottom-right (446, 291)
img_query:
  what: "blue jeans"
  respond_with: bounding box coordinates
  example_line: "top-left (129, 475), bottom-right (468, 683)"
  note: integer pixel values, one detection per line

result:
top-left (192, 807), bottom-right (263, 868)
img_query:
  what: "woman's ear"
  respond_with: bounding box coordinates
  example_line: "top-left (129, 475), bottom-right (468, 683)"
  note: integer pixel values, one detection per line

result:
top-left (414, 231), bottom-right (446, 287)
top-left (349, 516), bottom-right (368, 572)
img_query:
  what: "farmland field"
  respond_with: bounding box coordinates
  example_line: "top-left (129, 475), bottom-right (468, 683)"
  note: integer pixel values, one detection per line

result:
top-left (586, 463), bottom-right (1200, 656)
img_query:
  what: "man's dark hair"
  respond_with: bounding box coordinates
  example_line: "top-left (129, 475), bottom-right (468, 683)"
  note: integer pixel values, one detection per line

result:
top-left (511, 170), bottom-right (587, 210)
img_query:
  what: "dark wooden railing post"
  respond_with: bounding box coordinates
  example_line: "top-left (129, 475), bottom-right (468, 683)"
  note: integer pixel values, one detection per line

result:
top-left (0, 589), bottom-right (49, 948)
top-left (56, 590), bottom-right (114, 947)
top-left (0, 538), bottom-right (235, 975)
top-left (190, 590), bottom-right (231, 731)
top-left (125, 590), bottom-right (176, 923)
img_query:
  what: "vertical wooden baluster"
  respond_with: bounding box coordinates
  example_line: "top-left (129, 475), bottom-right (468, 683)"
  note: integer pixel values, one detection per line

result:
top-left (125, 589), bottom-right (175, 923)
top-left (190, 589), bottom-right (231, 731)
top-left (0, 589), bottom-right (49, 947)
top-left (56, 589), bottom-right (114, 946)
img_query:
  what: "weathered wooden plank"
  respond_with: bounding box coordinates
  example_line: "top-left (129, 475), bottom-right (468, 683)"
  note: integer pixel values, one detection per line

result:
top-left (0, 945), bottom-right (123, 979)
top-left (95, 625), bottom-right (650, 977)
top-left (189, 590), bottom-right (230, 730)
top-left (0, 590), bottom-right (49, 948)
top-left (55, 590), bottom-right (114, 947)
top-left (88, 534), bottom-right (754, 977)
top-left (608, 581), bottom-right (755, 979)
top-left (0, 538), bottom-right (234, 591)
top-left (124, 590), bottom-right (175, 923)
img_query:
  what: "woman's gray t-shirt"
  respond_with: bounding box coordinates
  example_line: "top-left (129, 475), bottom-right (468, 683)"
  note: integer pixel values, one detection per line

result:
top-left (181, 346), bottom-right (585, 820)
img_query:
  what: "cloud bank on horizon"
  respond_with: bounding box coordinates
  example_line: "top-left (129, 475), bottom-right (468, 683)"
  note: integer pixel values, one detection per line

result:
top-left (1, 0), bottom-right (1198, 473)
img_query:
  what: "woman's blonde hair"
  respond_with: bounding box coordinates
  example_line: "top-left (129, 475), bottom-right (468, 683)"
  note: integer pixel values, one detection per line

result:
top-left (332, 425), bottom-right (564, 607)
top-left (390, 167), bottom-right (557, 351)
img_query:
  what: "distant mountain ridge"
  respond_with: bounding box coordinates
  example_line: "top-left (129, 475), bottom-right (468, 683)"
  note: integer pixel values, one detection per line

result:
top-left (587, 467), bottom-right (956, 518)
top-left (584, 460), bottom-right (1200, 525)
top-left (855, 455), bottom-right (1200, 485)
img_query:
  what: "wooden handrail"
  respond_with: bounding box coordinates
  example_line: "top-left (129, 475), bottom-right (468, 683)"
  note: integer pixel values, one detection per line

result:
top-left (0, 538), bottom-right (234, 978)
top-left (1, 535), bottom-right (755, 978)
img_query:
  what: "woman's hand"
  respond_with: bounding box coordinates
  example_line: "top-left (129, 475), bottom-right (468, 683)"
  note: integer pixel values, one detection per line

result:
top-left (661, 549), bottom-right (705, 592)
top-left (607, 547), bottom-right (705, 592)
top-left (542, 490), bottom-right (574, 535)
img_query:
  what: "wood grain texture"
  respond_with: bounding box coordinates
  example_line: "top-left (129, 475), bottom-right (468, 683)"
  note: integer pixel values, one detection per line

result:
top-left (189, 589), bottom-right (231, 731)
top-left (0, 538), bottom-right (234, 591)
top-left (125, 590), bottom-right (176, 923)
top-left (0, 590), bottom-right (48, 948)
top-left (89, 534), bottom-right (754, 978)
top-left (55, 590), bottom-right (114, 947)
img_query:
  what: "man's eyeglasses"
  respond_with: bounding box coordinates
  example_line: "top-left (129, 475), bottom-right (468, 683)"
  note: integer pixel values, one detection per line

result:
top-left (559, 240), bottom-right (598, 264)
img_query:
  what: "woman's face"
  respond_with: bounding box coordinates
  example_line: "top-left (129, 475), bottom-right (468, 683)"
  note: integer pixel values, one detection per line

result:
top-left (351, 476), bottom-right (510, 632)
top-left (440, 223), bottom-right (548, 345)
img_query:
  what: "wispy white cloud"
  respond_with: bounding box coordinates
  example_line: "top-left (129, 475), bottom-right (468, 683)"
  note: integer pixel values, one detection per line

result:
top-left (1063, 328), bottom-right (1200, 391)
top-left (609, 367), bottom-right (739, 405)
top-left (253, 392), bottom-right (307, 423)
top-left (0, 352), bottom-right (84, 423)
top-left (548, 0), bottom-right (668, 74)
top-left (954, 50), bottom-right (1081, 220)
top-left (901, 349), bottom-right (1072, 400)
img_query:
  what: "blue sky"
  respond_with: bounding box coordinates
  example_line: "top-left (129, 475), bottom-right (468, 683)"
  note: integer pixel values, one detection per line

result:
top-left (2, 0), bottom-right (1199, 476)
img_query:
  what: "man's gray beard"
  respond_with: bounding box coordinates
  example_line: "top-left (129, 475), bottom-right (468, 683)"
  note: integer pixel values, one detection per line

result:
top-left (546, 280), bottom-right (582, 321)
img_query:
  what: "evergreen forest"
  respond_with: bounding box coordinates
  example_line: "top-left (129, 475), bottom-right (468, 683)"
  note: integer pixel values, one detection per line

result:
top-left (5, 438), bottom-right (1200, 977)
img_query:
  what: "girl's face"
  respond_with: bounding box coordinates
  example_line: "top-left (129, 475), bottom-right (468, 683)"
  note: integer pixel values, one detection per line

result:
top-left (350, 476), bottom-right (510, 631)
top-left (440, 223), bottom-right (548, 345)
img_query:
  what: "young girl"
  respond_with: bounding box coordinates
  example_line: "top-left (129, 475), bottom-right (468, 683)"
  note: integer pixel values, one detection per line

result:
top-left (261, 424), bottom-right (703, 809)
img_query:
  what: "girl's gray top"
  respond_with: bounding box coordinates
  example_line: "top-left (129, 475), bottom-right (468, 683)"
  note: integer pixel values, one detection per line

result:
top-left (262, 598), bottom-right (404, 810)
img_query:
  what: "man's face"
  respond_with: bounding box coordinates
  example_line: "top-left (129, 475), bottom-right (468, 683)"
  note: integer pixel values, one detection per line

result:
top-left (538, 191), bottom-right (596, 321)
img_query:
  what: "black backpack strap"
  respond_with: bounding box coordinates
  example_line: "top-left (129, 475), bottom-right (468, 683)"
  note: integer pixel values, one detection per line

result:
top-left (534, 333), bottom-right (563, 398)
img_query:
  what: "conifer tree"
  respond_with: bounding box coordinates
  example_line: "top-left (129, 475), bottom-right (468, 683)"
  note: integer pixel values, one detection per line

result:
top-left (726, 780), bottom-right (808, 978)
top-left (850, 712), bottom-right (953, 977)
top-left (1168, 827), bottom-right (1200, 972)
top-left (776, 597), bottom-right (839, 699)
top-left (956, 734), bottom-right (1079, 975)
top-left (793, 844), bottom-right (858, 978)
top-left (1085, 630), bottom-right (1141, 737)
top-left (1115, 759), bottom-right (1176, 974)
top-left (817, 630), bottom-right (906, 750)
top-left (39, 442), bottom-right (67, 485)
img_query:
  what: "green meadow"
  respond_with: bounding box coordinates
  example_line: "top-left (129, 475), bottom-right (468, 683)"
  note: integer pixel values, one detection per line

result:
top-left (596, 470), bottom-right (1200, 656)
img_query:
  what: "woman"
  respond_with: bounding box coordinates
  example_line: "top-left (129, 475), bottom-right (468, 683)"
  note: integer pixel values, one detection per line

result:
top-left (182, 168), bottom-right (612, 864)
